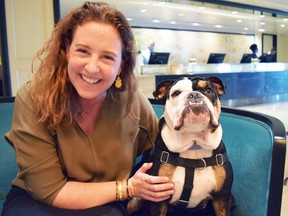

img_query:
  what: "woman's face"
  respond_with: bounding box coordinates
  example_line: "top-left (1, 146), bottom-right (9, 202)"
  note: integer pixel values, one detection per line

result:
top-left (66, 21), bottom-right (123, 100)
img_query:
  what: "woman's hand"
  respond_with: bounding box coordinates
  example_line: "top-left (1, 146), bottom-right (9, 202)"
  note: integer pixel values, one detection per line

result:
top-left (128, 163), bottom-right (174, 202)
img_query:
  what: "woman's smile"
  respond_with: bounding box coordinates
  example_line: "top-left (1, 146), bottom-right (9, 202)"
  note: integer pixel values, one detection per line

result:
top-left (81, 74), bottom-right (101, 85)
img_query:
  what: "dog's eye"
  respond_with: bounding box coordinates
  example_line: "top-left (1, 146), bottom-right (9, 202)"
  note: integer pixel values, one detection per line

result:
top-left (206, 88), bottom-right (213, 94)
top-left (171, 90), bottom-right (181, 97)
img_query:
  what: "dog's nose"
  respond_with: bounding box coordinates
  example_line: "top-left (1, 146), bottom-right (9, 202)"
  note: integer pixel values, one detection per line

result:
top-left (187, 92), bottom-right (201, 100)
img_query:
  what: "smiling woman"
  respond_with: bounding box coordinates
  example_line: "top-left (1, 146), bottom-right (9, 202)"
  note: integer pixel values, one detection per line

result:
top-left (1, 2), bottom-right (175, 216)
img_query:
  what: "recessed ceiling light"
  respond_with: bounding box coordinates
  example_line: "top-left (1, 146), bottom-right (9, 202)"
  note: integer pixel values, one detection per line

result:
top-left (140, 9), bottom-right (146, 13)
top-left (215, 25), bottom-right (222, 28)
top-left (260, 22), bottom-right (265, 25)
top-left (244, 27), bottom-right (248, 31)
top-left (178, 13), bottom-right (184, 16)
top-left (153, 20), bottom-right (160, 23)
top-left (170, 21), bottom-right (176, 24)
top-left (199, 6), bottom-right (205, 10)
top-left (237, 19), bottom-right (242, 23)
top-left (192, 23), bottom-right (200, 26)
top-left (258, 28), bottom-right (265, 32)
top-left (232, 11), bottom-right (238, 14)
top-left (283, 18), bottom-right (288, 21)
top-left (280, 24), bottom-right (285, 27)
top-left (126, 18), bottom-right (133, 21)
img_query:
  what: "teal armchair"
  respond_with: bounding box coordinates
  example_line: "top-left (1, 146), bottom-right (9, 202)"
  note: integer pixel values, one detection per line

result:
top-left (0, 97), bottom-right (17, 212)
top-left (0, 97), bottom-right (286, 216)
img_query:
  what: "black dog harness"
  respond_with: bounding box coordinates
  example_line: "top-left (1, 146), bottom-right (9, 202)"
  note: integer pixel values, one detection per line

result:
top-left (148, 122), bottom-right (229, 208)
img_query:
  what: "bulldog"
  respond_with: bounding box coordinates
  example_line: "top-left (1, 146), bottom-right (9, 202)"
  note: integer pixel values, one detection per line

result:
top-left (128, 77), bottom-right (233, 216)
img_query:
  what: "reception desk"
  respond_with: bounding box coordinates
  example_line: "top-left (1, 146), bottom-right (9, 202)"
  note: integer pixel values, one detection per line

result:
top-left (137, 63), bottom-right (288, 107)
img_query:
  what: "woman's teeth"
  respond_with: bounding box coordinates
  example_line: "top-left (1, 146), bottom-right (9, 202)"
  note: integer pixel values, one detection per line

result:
top-left (82, 75), bottom-right (98, 84)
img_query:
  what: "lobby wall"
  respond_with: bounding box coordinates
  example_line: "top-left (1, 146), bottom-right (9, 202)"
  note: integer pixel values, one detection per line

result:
top-left (133, 27), bottom-right (257, 65)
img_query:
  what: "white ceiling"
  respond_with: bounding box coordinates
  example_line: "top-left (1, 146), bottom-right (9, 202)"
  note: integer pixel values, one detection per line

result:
top-left (60, 0), bottom-right (288, 35)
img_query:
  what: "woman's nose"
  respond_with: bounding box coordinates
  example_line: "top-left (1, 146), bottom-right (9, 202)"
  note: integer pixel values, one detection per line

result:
top-left (85, 58), bottom-right (99, 73)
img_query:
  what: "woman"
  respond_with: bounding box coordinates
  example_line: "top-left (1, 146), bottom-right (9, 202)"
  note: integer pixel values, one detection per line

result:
top-left (1, 2), bottom-right (174, 216)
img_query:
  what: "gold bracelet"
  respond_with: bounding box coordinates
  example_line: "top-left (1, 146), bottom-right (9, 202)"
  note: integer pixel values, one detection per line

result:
top-left (116, 179), bottom-right (130, 201)
top-left (116, 180), bottom-right (119, 200)
top-left (118, 180), bottom-right (123, 200)
top-left (126, 179), bottom-right (131, 199)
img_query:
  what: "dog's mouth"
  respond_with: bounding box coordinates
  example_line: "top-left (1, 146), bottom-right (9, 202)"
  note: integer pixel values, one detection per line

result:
top-left (174, 101), bottom-right (219, 131)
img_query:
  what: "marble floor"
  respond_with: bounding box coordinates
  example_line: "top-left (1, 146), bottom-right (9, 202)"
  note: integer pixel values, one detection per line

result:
top-left (237, 102), bottom-right (288, 216)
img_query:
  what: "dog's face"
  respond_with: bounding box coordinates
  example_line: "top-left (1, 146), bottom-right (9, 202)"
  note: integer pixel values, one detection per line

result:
top-left (154, 77), bottom-right (225, 153)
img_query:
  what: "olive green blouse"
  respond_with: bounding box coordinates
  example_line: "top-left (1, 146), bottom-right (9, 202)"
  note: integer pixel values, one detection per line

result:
top-left (5, 83), bottom-right (158, 205)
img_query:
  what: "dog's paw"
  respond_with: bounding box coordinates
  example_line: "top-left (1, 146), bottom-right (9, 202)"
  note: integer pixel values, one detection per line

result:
top-left (127, 197), bottom-right (144, 215)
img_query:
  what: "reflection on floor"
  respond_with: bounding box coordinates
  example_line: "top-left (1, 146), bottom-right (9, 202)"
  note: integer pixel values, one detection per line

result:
top-left (236, 102), bottom-right (288, 216)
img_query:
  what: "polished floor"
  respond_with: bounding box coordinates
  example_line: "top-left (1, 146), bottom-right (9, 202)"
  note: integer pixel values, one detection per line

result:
top-left (237, 102), bottom-right (288, 216)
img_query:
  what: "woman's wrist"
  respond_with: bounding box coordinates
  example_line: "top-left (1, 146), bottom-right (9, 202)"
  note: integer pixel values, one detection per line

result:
top-left (115, 179), bottom-right (131, 201)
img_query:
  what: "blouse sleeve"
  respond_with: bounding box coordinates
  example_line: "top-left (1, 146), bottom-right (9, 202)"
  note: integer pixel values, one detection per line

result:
top-left (135, 90), bottom-right (159, 155)
top-left (5, 85), bottom-right (67, 205)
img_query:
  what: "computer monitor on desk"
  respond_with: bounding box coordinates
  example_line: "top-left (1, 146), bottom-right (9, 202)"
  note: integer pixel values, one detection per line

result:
top-left (240, 53), bottom-right (253, 63)
top-left (207, 53), bottom-right (225, 64)
top-left (148, 52), bottom-right (170, 65)
top-left (260, 53), bottom-right (276, 63)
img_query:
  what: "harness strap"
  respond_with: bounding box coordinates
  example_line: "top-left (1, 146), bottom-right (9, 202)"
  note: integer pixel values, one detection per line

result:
top-left (150, 147), bottom-right (229, 168)
top-left (177, 167), bottom-right (195, 207)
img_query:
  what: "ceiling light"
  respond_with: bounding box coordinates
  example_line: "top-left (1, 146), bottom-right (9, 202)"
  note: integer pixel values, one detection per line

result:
top-left (192, 23), bottom-right (200, 26)
top-left (153, 20), bottom-right (160, 23)
top-left (260, 22), bottom-right (265, 25)
top-left (280, 24), bottom-right (285, 27)
top-left (215, 25), bottom-right (222, 28)
top-left (232, 11), bottom-right (238, 14)
top-left (140, 9), bottom-right (146, 13)
top-left (244, 27), bottom-right (248, 31)
top-left (170, 21), bottom-right (176, 24)
top-left (237, 19), bottom-right (242, 23)
top-left (178, 13), bottom-right (184, 16)
top-left (283, 18), bottom-right (288, 21)
top-left (198, 6), bottom-right (205, 10)
top-left (126, 18), bottom-right (133, 21)
top-left (260, 14), bottom-right (265, 18)
top-left (258, 28), bottom-right (265, 32)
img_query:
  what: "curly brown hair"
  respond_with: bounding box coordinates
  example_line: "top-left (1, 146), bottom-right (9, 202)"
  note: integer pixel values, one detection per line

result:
top-left (29, 1), bottom-right (137, 130)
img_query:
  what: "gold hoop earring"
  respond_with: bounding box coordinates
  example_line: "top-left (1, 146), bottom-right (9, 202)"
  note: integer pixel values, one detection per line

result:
top-left (115, 75), bottom-right (122, 89)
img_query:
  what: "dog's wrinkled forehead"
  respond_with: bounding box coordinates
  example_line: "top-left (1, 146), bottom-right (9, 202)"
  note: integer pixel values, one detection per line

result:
top-left (153, 76), bottom-right (226, 103)
top-left (167, 77), bottom-right (220, 104)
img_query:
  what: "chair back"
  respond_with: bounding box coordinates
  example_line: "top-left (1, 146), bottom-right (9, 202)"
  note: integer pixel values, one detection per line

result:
top-left (0, 97), bottom-right (17, 210)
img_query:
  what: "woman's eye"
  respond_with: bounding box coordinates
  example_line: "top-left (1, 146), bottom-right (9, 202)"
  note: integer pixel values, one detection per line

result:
top-left (103, 55), bottom-right (115, 61)
top-left (77, 48), bottom-right (89, 54)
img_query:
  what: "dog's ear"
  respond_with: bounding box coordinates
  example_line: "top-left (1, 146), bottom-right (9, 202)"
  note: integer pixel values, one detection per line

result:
top-left (153, 80), bottom-right (175, 100)
top-left (206, 77), bottom-right (226, 96)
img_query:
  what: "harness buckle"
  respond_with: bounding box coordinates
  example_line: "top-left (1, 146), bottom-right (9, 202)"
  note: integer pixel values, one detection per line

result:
top-left (216, 154), bottom-right (224, 166)
top-left (178, 199), bottom-right (190, 205)
top-left (197, 158), bottom-right (207, 170)
top-left (160, 151), bottom-right (169, 163)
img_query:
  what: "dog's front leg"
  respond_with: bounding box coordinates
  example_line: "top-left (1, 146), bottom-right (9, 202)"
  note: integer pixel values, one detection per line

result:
top-left (149, 201), bottom-right (168, 216)
top-left (212, 198), bottom-right (231, 216)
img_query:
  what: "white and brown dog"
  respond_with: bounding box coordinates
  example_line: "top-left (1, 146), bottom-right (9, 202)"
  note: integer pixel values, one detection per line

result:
top-left (128, 77), bottom-right (233, 216)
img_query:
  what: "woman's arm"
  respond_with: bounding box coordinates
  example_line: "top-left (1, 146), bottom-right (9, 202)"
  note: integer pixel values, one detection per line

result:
top-left (52, 163), bottom-right (174, 209)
